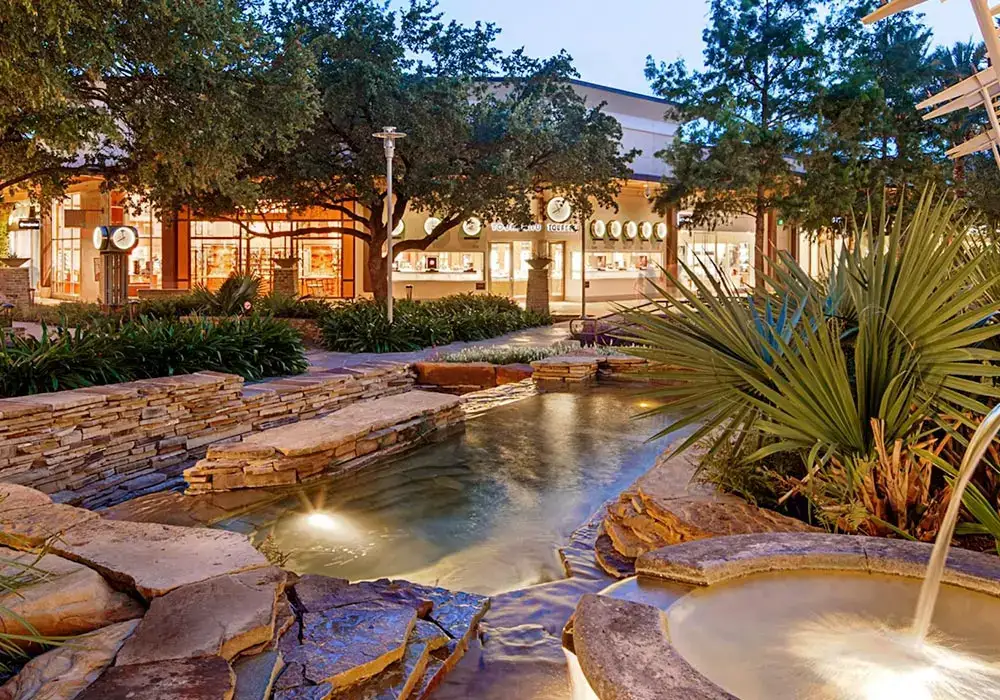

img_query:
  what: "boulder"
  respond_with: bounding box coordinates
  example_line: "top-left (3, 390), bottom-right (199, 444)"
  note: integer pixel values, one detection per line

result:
top-left (331, 620), bottom-right (448, 700)
top-left (116, 567), bottom-right (286, 666)
top-left (0, 548), bottom-right (143, 641)
top-left (0, 619), bottom-right (139, 700)
top-left (233, 650), bottom-right (284, 700)
top-left (0, 503), bottom-right (99, 549)
top-left (47, 518), bottom-right (268, 600)
top-left (75, 656), bottom-right (236, 700)
top-left (0, 484), bottom-right (52, 512)
top-left (300, 602), bottom-right (416, 689)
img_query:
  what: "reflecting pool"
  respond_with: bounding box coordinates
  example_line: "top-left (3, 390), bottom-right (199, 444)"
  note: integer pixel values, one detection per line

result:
top-left (214, 386), bottom-right (671, 595)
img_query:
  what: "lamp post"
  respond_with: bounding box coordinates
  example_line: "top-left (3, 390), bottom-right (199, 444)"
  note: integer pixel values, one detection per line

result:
top-left (373, 126), bottom-right (407, 323)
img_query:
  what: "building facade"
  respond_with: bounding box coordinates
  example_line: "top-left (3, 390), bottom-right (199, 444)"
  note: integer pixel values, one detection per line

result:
top-left (3, 81), bottom-right (818, 306)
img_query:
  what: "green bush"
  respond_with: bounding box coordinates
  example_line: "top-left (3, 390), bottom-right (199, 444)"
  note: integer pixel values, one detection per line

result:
top-left (0, 315), bottom-right (307, 398)
top-left (436, 341), bottom-right (579, 365)
top-left (258, 291), bottom-right (333, 319)
top-left (191, 273), bottom-right (261, 316)
top-left (319, 295), bottom-right (552, 353)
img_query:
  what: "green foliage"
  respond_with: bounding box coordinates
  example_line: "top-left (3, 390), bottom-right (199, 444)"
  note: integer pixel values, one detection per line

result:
top-left (191, 274), bottom-right (262, 316)
top-left (191, 0), bottom-right (635, 300)
top-left (436, 341), bottom-right (578, 365)
top-left (622, 189), bottom-right (1000, 537)
top-left (0, 316), bottom-right (307, 398)
top-left (258, 291), bottom-right (333, 320)
top-left (320, 294), bottom-right (551, 353)
top-left (0, 0), bottom-right (317, 206)
top-left (647, 0), bottom-right (825, 279)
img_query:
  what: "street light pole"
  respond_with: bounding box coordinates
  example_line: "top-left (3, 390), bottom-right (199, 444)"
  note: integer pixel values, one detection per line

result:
top-left (373, 126), bottom-right (407, 323)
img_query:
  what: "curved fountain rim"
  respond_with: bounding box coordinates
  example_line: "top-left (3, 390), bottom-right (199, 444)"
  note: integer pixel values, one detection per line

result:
top-left (571, 533), bottom-right (1000, 700)
top-left (635, 532), bottom-right (1000, 597)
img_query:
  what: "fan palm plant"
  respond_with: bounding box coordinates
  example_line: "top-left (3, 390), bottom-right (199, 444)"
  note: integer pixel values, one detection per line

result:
top-left (622, 189), bottom-right (1000, 537)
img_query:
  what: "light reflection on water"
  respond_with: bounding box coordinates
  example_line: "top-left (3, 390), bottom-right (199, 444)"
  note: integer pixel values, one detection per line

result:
top-left (216, 386), bottom-right (672, 595)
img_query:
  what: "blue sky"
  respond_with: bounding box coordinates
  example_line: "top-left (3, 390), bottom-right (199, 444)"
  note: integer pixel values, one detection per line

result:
top-left (392, 1), bottom-right (982, 95)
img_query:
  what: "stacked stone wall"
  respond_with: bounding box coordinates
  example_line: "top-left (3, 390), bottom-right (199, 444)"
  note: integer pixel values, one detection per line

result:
top-left (0, 364), bottom-right (413, 508)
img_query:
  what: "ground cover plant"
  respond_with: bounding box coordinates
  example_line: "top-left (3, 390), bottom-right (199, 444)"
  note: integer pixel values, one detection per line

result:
top-left (320, 294), bottom-right (552, 353)
top-left (622, 189), bottom-right (1000, 550)
top-left (436, 341), bottom-right (579, 365)
top-left (0, 315), bottom-right (307, 398)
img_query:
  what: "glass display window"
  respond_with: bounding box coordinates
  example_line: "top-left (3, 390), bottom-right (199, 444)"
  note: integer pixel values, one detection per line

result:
top-left (395, 251), bottom-right (484, 281)
top-left (679, 232), bottom-right (753, 292)
top-left (52, 193), bottom-right (82, 296)
top-left (570, 251), bottom-right (664, 279)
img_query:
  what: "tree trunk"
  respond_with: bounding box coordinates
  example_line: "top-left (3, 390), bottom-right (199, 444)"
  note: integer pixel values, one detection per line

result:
top-left (368, 239), bottom-right (389, 304)
top-left (754, 185), bottom-right (766, 292)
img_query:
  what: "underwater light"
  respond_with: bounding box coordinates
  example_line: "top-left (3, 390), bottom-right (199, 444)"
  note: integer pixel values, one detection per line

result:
top-left (306, 512), bottom-right (340, 531)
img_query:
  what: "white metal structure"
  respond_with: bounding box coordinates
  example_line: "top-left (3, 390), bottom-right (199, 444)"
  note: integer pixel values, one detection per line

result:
top-left (373, 127), bottom-right (407, 322)
top-left (864, 0), bottom-right (1000, 168)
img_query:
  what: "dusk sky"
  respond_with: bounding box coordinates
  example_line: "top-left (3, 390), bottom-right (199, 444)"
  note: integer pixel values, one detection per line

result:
top-left (393, 1), bottom-right (983, 95)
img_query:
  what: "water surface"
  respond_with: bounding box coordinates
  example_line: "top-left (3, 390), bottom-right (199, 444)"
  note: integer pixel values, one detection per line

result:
top-left (216, 386), bottom-right (670, 594)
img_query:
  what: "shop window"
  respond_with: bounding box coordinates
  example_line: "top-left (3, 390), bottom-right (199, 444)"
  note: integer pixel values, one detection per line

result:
top-left (52, 194), bottom-right (82, 296)
top-left (570, 251), bottom-right (664, 280)
top-left (395, 251), bottom-right (484, 281)
top-left (123, 202), bottom-right (162, 292)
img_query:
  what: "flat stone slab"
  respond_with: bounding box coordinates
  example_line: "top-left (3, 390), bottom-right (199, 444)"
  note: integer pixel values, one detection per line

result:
top-left (117, 567), bottom-right (287, 665)
top-left (0, 547), bottom-right (143, 640)
top-left (292, 576), bottom-right (489, 642)
top-left (0, 502), bottom-right (100, 549)
top-left (233, 650), bottom-right (284, 700)
top-left (209, 392), bottom-right (460, 459)
top-left (332, 620), bottom-right (449, 700)
top-left (299, 602), bottom-right (417, 689)
top-left (47, 518), bottom-right (268, 600)
top-left (637, 532), bottom-right (1000, 597)
top-left (0, 619), bottom-right (139, 700)
top-left (75, 656), bottom-right (237, 700)
top-left (573, 594), bottom-right (735, 700)
top-left (0, 483), bottom-right (53, 511)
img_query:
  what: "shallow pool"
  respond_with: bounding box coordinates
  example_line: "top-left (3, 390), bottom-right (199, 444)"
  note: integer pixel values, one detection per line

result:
top-left (214, 386), bottom-right (671, 595)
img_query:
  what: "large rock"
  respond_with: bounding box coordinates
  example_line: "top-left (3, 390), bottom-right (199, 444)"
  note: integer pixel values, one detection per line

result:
top-left (46, 518), bottom-right (268, 600)
top-left (0, 548), bottom-right (143, 641)
top-left (116, 567), bottom-right (286, 666)
top-left (76, 656), bottom-right (237, 700)
top-left (0, 503), bottom-right (99, 549)
top-left (233, 650), bottom-right (284, 700)
top-left (0, 619), bottom-right (139, 700)
top-left (299, 602), bottom-right (417, 690)
top-left (0, 484), bottom-right (53, 512)
top-left (332, 620), bottom-right (448, 700)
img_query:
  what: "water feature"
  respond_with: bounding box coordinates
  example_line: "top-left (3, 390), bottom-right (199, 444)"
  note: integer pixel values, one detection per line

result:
top-left (571, 404), bottom-right (1000, 700)
top-left (215, 386), bottom-right (672, 595)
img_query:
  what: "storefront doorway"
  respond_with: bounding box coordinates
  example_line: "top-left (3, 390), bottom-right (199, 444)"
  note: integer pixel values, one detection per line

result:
top-left (489, 240), bottom-right (565, 301)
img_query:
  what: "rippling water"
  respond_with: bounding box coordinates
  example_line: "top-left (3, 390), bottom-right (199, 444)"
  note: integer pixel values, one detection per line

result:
top-left (215, 386), bottom-right (672, 595)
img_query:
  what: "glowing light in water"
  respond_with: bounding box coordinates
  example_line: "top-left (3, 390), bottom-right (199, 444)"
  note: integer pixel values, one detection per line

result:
top-left (306, 512), bottom-right (341, 531)
top-left (788, 615), bottom-right (1000, 700)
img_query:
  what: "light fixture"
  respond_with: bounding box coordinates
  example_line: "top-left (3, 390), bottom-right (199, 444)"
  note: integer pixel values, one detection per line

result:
top-left (591, 220), bottom-right (606, 239)
top-left (306, 512), bottom-right (339, 531)
top-left (424, 217), bottom-right (442, 236)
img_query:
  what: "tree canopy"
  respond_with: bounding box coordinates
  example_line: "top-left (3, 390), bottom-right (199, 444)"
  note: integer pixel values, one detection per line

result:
top-left (191, 0), bottom-right (635, 300)
top-left (0, 0), bottom-right (316, 205)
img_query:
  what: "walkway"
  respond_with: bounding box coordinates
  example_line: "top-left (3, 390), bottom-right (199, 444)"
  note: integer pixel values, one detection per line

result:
top-left (306, 322), bottom-right (573, 370)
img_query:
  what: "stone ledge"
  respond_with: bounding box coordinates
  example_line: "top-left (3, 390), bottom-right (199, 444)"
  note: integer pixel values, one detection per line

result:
top-left (573, 594), bottom-right (734, 700)
top-left (636, 533), bottom-right (1000, 598)
top-left (185, 391), bottom-right (463, 493)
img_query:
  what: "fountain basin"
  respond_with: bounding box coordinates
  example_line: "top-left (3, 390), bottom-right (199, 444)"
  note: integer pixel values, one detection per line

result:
top-left (570, 533), bottom-right (1000, 700)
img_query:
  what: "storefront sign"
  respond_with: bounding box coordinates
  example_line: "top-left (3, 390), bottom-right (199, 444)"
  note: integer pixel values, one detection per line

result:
top-left (462, 217), bottom-right (483, 237)
top-left (608, 221), bottom-right (622, 240)
top-left (624, 221), bottom-right (639, 240)
top-left (590, 220), bottom-right (606, 240)
top-left (489, 222), bottom-right (578, 233)
top-left (654, 222), bottom-right (668, 241)
top-left (17, 218), bottom-right (40, 230)
top-left (640, 222), bottom-right (654, 240)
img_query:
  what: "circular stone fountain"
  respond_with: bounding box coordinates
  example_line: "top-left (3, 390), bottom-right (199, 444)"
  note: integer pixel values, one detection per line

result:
top-left (569, 533), bottom-right (1000, 700)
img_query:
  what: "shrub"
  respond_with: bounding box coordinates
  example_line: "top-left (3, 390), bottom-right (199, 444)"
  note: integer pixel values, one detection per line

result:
top-left (258, 291), bottom-right (333, 319)
top-left (436, 341), bottom-right (579, 365)
top-left (319, 294), bottom-right (551, 353)
top-left (623, 189), bottom-right (1000, 543)
top-left (191, 273), bottom-right (261, 316)
top-left (0, 315), bottom-right (307, 398)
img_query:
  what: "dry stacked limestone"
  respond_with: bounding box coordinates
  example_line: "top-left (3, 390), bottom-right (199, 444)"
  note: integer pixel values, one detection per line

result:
top-left (596, 450), bottom-right (819, 577)
top-left (0, 363), bottom-right (414, 509)
top-left (184, 391), bottom-right (463, 493)
top-left (0, 482), bottom-right (488, 700)
top-left (529, 356), bottom-right (600, 383)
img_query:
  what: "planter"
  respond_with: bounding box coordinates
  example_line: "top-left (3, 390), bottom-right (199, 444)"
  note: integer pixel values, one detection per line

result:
top-left (0, 257), bottom-right (29, 268)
